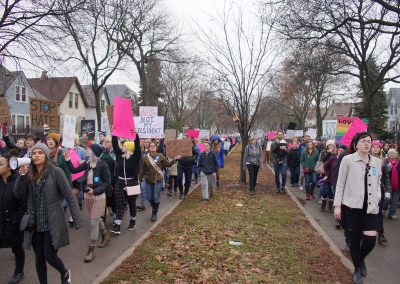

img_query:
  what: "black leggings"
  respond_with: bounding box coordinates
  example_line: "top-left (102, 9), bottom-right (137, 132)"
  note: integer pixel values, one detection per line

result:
top-left (178, 166), bottom-right (192, 194)
top-left (348, 231), bottom-right (376, 269)
top-left (32, 231), bottom-right (67, 284)
top-left (11, 244), bottom-right (25, 274)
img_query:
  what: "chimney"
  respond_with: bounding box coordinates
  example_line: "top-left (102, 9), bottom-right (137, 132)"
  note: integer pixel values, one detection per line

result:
top-left (41, 71), bottom-right (48, 79)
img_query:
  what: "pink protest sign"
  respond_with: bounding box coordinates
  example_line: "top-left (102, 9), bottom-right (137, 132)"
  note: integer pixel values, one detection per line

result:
top-left (112, 97), bottom-right (136, 139)
top-left (267, 131), bottom-right (277, 140)
top-left (69, 148), bottom-right (84, 182)
top-left (186, 129), bottom-right (200, 138)
top-left (198, 143), bottom-right (205, 153)
top-left (341, 117), bottom-right (368, 147)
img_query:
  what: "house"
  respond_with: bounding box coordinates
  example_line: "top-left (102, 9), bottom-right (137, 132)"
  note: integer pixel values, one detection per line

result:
top-left (81, 85), bottom-right (108, 133)
top-left (28, 71), bottom-right (89, 133)
top-left (0, 65), bottom-right (42, 134)
top-left (305, 102), bottom-right (354, 128)
top-left (104, 84), bottom-right (138, 105)
top-left (387, 88), bottom-right (400, 132)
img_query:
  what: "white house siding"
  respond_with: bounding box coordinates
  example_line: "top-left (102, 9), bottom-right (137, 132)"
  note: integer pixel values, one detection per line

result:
top-left (59, 82), bottom-right (87, 133)
top-left (387, 88), bottom-right (400, 132)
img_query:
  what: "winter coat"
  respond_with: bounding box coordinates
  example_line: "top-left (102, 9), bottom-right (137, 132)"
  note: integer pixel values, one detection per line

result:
top-left (13, 165), bottom-right (82, 250)
top-left (324, 156), bottom-right (338, 185)
top-left (243, 143), bottom-right (263, 170)
top-left (178, 145), bottom-right (198, 169)
top-left (51, 149), bottom-right (72, 187)
top-left (66, 159), bottom-right (111, 195)
top-left (287, 147), bottom-right (301, 167)
top-left (139, 153), bottom-right (174, 184)
top-left (300, 150), bottom-right (319, 171)
top-left (0, 172), bottom-right (26, 248)
top-left (210, 135), bottom-right (225, 168)
top-left (198, 151), bottom-right (218, 175)
top-left (3, 136), bottom-right (27, 158)
top-left (112, 134), bottom-right (141, 181)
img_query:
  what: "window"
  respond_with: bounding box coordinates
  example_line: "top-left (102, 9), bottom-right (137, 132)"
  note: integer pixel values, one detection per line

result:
top-left (15, 86), bottom-right (27, 102)
top-left (100, 100), bottom-right (105, 112)
top-left (69, 92), bottom-right (73, 108)
top-left (75, 93), bottom-right (79, 109)
top-left (11, 115), bottom-right (29, 134)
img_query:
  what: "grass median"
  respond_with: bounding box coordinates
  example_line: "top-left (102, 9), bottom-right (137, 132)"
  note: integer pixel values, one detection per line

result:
top-left (103, 145), bottom-right (351, 283)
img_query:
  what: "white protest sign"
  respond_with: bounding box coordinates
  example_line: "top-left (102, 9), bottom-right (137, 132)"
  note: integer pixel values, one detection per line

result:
top-left (266, 141), bottom-right (272, 151)
top-left (294, 130), bottom-right (304, 137)
top-left (224, 141), bottom-right (231, 151)
top-left (286, 130), bottom-right (295, 139)
top-left (62, 115), bottom-right (76, 148)
top-left (139, 106), bottom-right (158, 117)
top-left (134, 116), bottom-right (164, 138)
top-left (197, 129), bottom-right (210, 139)
top-left (101, 116), bottom-right (110, 134)
top-left (322, 120), bottom-right (337, 140)
top-left (306, 128), bottom-right (317, 139)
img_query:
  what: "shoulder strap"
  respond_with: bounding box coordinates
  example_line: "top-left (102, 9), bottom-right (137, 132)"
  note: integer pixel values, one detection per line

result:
top-left (147, 154), bottom-right (164, 177)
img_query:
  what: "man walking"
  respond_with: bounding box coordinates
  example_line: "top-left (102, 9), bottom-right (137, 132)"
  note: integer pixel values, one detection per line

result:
top-left (270, 131), bottom-right (289, 193)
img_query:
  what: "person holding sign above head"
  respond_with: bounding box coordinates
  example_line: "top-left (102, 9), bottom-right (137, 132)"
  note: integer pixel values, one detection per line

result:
top-left (139, 142), bottom-right (180, 221)
top-left (110, 134), bottom-right (141, 235)
top-left (2, 122), bottom-right (36, 158)
top-left (177, 136), bottom-right (198, 200)
top-left (334, 132), bottom-right (381, 284)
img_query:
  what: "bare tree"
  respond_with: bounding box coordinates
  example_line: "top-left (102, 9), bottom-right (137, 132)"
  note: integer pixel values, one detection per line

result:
top-left (0, 0), bottom-right (84, 63)
top-left (108, 0), bottom-right (180, 106)
top-left (197, 2), bottom-right (278, 182)
top-left (54, 0), bottom-right (130, 130)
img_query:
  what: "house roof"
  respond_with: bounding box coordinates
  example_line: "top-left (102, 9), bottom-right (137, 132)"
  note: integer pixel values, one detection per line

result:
top-left (325, 102), bottom-right (354, 119)
top-left (104, 84), bottom-right (137, 105)
top-left (81, 85), bottom-right (104, 108)
top-left (0, 65), bottom-right (22, 96)
top-left (27, 75), bottom-right (89, 107)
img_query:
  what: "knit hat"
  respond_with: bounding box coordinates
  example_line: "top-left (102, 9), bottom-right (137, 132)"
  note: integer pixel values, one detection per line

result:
top-left (32, 143), bottom-right (50, 159)
top-left (90, 143), bottom-right (104, 157)
top-left (326, 140), bottom-right (335, 147)
top-left (338, 144), bottom-right (347, 150)
top-left (46, 132), bottom-right (61, 145)
top-left (123, 141), bottom-right (135, 153)
top-left (372, 140), bottom-right (382, 147)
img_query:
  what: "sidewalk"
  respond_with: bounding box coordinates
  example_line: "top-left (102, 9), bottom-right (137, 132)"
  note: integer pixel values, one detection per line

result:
top-left (287, 178), bottom-right (400, 284)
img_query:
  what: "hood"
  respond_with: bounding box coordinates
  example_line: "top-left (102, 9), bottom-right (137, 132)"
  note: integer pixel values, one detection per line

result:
top-left (210, 135), bottom-right (221, 143)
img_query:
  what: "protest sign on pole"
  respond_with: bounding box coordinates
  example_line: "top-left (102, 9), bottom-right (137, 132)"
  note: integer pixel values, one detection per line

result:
top-left (139, 106), bottom-right (158, 117)
top-left (341, 117), bottom-right (368, 147)
top-left (186, 129), bottom-right (200, 138)
top-left (81, 120), bottom-right (95, 139)
top-left (165, 129), bottom-right (177, 140)
top-left (322, 120), bottom-right (337, 140)
top-left (134, 116), bottom-right (164, 138)
top-left (62, 115), bottom-right (76, 148)
top-left (0, 97), bottom-right (12, 126)
top-left (112, 97), bottom-right (136, 139)
top-left (335, 116), bottom-right (353, 142)
top-left (165, 139), bottom-right (192, 158)
top-left (30, 98), bottom-right (59, 131)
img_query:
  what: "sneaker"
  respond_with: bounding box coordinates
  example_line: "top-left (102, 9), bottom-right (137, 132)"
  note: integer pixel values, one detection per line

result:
top-left (68, 217), bottom-right (74, 227)
top-left (136, 206), bottom-right (145, 211)
top-left (110, 223), bottom-right (121, 235)
top-left (167, 188), bottom-right (172, 196)
top-left (389, 215), bottom-right (398, 220)
top-left (290, 184), bottom-right (295, 187)
top-left (127, 220), bottom-right (136, 231)
top-left (299, 186), bottom-right (303, 191)
top-left (378, 234), bottom-right (388, 244)
top-left (318, 198), bottom-right (322, 204)
top-left (7, 272), bottom-right (24, 284)
top-left (84, 247), bottom-right (95, 263)
top-left (276, 189), bottom-right (280, 193)
top-left (250, 191), bottom-right (256, 195)
top-left (281, 187), bottom-right (287, 193)
top-left (61, 269), bottom-right (71, 284)
top-left (179, 193), bottom-right (183, 200)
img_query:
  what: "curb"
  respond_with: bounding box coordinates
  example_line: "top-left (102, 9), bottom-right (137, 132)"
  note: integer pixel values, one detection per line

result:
top-left (93, 144), bottom-right (239, 283)
top-left (265, 163), bottom-right (353, 273)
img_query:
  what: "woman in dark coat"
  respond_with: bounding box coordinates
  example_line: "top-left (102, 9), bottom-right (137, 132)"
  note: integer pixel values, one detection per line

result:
top-left (14, 143), bottom-right (82, 284)
top-left (0, 153), bottom-right (26, 284)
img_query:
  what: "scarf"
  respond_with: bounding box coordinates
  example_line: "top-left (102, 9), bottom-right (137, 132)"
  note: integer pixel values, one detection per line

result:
top-left (390, 159), bottom-right (399, 191)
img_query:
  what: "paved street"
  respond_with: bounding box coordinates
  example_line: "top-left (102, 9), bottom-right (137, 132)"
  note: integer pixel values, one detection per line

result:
top-left (0, 185), bottom-right (197, 284)
top-left (288, 183), bottom-right (400, 284)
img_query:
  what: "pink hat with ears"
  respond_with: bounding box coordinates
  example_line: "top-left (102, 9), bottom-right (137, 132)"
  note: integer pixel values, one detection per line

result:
top-left (372, 140), bottom-right (382, 147)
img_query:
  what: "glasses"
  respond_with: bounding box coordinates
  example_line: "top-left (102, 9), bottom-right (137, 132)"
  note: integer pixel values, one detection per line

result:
top-left (359, 139), bottom-right (372, 144)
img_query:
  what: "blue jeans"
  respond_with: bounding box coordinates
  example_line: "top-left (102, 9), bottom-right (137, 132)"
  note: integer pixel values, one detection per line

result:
top-left (139, 181), bottom-right (147, 207)
top-left (288, 165), bottom-right (300, 185)
top-left (273, 160), bottom-right (287, 190)
top-left (321, 182), bottom-right (334, 199)
top-left (389, 190), bottom-right (400, 217)
top-left (145, 181), bottom-right (163, 204)
top-left (304, 171), bottom-right (317, 194)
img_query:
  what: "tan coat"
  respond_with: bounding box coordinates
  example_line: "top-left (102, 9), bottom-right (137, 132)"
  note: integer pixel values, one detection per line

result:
top-left (334, 152), bottom-right (382, 214)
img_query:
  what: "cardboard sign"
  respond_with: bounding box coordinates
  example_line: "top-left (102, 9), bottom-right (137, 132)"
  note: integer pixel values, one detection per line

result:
top-left (336, 116), bottom-right (353, 142)
top-left (134, 116), bottom-right (164, 138)
top-left (0, 97), bottom-right (12, 125)
top-left (165, 139), bottom-right (192, 158)
top-left (322, 120), bottom-right (337, 140)
top-left (165, 129), bottom-right (177, 139)
top-left (101, 116), bottom-right (110, 134)
top-left (81, 120), bottom-right (95, 139)
top-left (112, 97), bottom-right (136, 139)
top-left (186, 129), bottom-right (200, 138)
top-left (30, 98), bottom-right (59, 131)
top-left (139, 106), bottom-right (158, 117)
top-left (62, 115), bottom-right (76, 148)
top-left (198, 129), bottom-right (210, 140)
top-left (69, 148), bottom-right (85, 182)
top-left (106, 105), bottom-right (114, 126)
top-left (267, 131), bottom-right (277, 140)
top-left (341, 117), bottom-right (368, 147)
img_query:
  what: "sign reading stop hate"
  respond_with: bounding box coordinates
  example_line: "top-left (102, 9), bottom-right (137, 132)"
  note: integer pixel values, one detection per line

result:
top-left (30, 98), bottom-right (59, 131)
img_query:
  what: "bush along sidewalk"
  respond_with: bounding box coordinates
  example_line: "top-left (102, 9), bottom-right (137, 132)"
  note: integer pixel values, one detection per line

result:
top-left (103, 146), bottom-right (352, 284)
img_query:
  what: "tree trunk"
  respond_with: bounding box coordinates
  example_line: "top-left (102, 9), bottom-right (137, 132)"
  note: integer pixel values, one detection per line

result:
top-left (316, 97), bottom-right (322, 137)
top-left (93, 87), bottom-right (102, 133)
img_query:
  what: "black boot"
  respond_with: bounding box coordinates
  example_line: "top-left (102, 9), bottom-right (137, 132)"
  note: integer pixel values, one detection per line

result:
top-left (7, 272), bottom-right (24, 284)
top-left (360, 259), bottom-right (367, 277)
top-left (151, 203), bottom-right (159, 222)
top-left (352, 268), bottom-right (362, 284)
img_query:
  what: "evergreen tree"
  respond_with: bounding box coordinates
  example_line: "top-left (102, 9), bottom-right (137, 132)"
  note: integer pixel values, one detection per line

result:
top-left (354, 59), bottom-right (388, 137)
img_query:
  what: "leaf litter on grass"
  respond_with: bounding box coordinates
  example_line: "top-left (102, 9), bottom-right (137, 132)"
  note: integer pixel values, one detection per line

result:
top-left (103, 146), bottom-right (352, 284)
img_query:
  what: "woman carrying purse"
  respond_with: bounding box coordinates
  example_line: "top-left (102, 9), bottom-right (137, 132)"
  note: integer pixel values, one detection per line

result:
top-left (300, 141), bottom-right (319, 200)
top-left (139, 142), bottom-right (180, 222)
top-left (64, 143), bottom-right (112, 262)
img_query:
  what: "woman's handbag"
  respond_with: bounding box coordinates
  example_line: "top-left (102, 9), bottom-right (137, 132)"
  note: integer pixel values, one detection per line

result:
top-left (20, 213), bottom-right (35, 231)
top-left (315, 160), bottom-right (325, 175)
top-left (123, 158), bottom-right (140, 196)
top-left (303, 167), bottom-right (311, 174)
